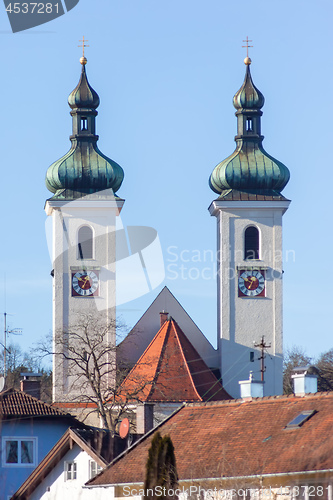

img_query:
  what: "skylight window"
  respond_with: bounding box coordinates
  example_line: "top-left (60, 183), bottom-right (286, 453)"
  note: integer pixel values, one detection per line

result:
top-left (285, 410), bottom-right (316, 429)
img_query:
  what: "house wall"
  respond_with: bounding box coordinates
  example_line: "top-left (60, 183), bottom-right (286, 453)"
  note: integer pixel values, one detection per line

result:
top-left (1, 419), bottom-right (71, 500)
top-left (29, 444), bottom-right (104, 500)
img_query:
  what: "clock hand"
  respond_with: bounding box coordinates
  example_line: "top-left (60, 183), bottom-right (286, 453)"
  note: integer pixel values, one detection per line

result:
top-left (247, 277), bottom-right (257, 290)
top-left (78, 275), bottom-right (91, 288)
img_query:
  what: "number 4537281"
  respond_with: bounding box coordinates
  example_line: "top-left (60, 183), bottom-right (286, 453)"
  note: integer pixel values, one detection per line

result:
top-left (6, 3), bottom-right (59, 14)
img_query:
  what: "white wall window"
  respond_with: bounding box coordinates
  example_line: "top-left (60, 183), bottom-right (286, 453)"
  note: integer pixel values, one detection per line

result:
top-left (244, 226), bottom-right (260, 260)
top-left (65, 461), bottom-right (77, 480)
top-left (89, 460), bottom-right (103, 479)
top-left (2, 437), bottom-right (37, 467)
top-left (77, 225), bottom-right (93, 259)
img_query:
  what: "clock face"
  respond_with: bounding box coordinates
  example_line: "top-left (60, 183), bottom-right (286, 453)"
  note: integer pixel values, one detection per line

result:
top-left (72, 271), bottom-right (99, 297)
top-left (238, 270), bottom-right (265, 297)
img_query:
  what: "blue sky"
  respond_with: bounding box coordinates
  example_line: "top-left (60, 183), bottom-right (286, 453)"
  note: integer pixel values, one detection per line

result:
top-left (0, 0), bottom-right (332, 364)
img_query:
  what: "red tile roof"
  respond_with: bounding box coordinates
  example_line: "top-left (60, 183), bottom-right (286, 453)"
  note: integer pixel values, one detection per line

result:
top-left (89, 392), bottom-right (333, 485)
top-left (0, 388), bottom-right (70, 418)
top-left (118, 319), bottom-right (230, 403)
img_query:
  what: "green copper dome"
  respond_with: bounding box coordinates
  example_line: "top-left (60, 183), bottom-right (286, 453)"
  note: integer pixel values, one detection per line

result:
top-left (46, 60), bottom-right (124, 200)
top-left (233, 63), bottom-right (265, 110)
top-left (68, 64), bottom-right (100, 110)
top-left (209, 61), bottom-right (290, 198)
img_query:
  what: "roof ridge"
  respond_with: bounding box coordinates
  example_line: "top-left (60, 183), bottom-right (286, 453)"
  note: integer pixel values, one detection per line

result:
top-left (146, 320), bottom-right (172, 400)
top-left (183, 391), bottom-right (333, 408)
top-left (170, 319), bottom-right (203, 401)
top-left (117, 320), bottom-right (172, 401)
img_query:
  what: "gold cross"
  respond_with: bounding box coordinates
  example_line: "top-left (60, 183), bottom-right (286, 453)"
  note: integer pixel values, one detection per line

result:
top-left (78, 36), bottom-right (89, 58)
top-left (242, 36), bottom-right (253, 58)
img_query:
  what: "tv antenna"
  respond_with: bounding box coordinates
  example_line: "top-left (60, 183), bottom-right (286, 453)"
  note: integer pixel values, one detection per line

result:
top-left (3, 312), bottom-right (22, 376)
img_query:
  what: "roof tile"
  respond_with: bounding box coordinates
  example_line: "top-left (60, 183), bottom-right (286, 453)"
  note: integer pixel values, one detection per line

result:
top-left (0, 388), bottom-right (69, 418)
top-left (90, 393), bottom-right (333, 485)
top-left (118, 319), bottom-right (230, 402)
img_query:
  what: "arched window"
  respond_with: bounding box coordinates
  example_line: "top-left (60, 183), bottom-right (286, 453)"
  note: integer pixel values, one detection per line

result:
top-left (244, 226), bottom-right (259, 260)
top-left (78, 226), bottom-right (93, 259)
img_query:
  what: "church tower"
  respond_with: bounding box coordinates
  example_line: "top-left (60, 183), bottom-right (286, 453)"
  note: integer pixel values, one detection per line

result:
top-left (209, 56), bottom-right (290, 398)
top-left (45, 55), bottom-right (124, 403)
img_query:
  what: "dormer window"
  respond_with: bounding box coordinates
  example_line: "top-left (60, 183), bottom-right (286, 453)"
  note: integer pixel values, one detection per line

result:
top-left (244, 226), bottom-right (259, 260)
top-left (81, 117), bottom-right (87, 131)
top-left (78, 225), bottom-right (93, 259)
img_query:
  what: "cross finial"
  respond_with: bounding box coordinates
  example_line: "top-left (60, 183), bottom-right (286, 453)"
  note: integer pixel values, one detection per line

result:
top-left (78, 36), bottom-right (89, 65)
top-left (242, 36), bottom-right (253, 66)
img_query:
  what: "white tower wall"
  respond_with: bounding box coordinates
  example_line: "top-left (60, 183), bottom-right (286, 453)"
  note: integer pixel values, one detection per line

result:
top-left (45, 196), bottom-right (123, 403)
top-left (209, 200), bottom-right (290, 398)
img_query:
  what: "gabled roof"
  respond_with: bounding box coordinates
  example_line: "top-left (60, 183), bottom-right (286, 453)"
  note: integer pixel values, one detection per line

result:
top-left (89, 392), bottom-right (333, 486)
top-left (118, 286), bottom-right (220, 370)
top-left (11, 427), bottom-right (112, 499)
top-left (0, 388), bottom-right (70, 419)
top-left (118, 319), bottom-right (230, 403)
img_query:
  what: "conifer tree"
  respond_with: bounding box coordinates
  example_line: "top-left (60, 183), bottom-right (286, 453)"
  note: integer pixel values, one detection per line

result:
top-left (145, 432), bottom-right (178, 499)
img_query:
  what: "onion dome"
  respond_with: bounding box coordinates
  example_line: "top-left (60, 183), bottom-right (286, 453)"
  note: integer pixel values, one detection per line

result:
top-left (209, 59), bottom-right (290, 199)
top-left (233, 60), bottom-right (264, 110)
top-left (46, 58), bottom-right (124, 200)
top-left (68, 63), bottom-right (100, 110)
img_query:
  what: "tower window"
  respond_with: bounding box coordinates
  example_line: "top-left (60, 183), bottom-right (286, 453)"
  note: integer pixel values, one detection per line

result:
top-left (244, 226), bottom-right (259, 260)
top-left (78, 226), bottom-right (93, 259)
top-left (81, 117), bottom-right (87, 131)
top-left (246, 118), bottom-right (253, 131)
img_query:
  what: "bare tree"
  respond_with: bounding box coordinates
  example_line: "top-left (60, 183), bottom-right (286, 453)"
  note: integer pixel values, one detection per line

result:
top-left (0, 343), bottom-right (52, 400)
top-left (316, 348), bottom-right (333, 391)
top-left (35, 312), bottom-right (156, 434)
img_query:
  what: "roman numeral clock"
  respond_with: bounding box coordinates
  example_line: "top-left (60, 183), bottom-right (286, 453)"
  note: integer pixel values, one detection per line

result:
top-left (72, 270), bottom-right (99, 297)
top-left (238, 269), bottom-right (265, 297)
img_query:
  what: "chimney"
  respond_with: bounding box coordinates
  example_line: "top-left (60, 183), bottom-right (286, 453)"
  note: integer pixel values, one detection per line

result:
top-left (136, 403), bottom-right (154, 434)
top-left (159, 311), bottom-right (169, 328)
top-left (291, 365), bottom-right (318, 396)
top-left (239, 372), bottom-right (264, 399)
top-left (20, 373), bottom-right (42, 400)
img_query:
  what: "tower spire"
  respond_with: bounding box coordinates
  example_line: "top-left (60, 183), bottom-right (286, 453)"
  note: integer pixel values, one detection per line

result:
top-left (209, 58), bottom-right (290, 198)
top-left (45, 58), bottom-right (124, 200)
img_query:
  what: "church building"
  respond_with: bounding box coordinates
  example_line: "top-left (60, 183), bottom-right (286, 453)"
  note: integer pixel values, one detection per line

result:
top-left (44, 49), bottom-right (291, 422)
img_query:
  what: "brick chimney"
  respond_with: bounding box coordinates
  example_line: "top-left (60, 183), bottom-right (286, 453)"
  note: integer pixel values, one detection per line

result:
top-left (20, 373), bottom-right (42, 400)
top-left (159, 311), bottom-right (169, 328)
